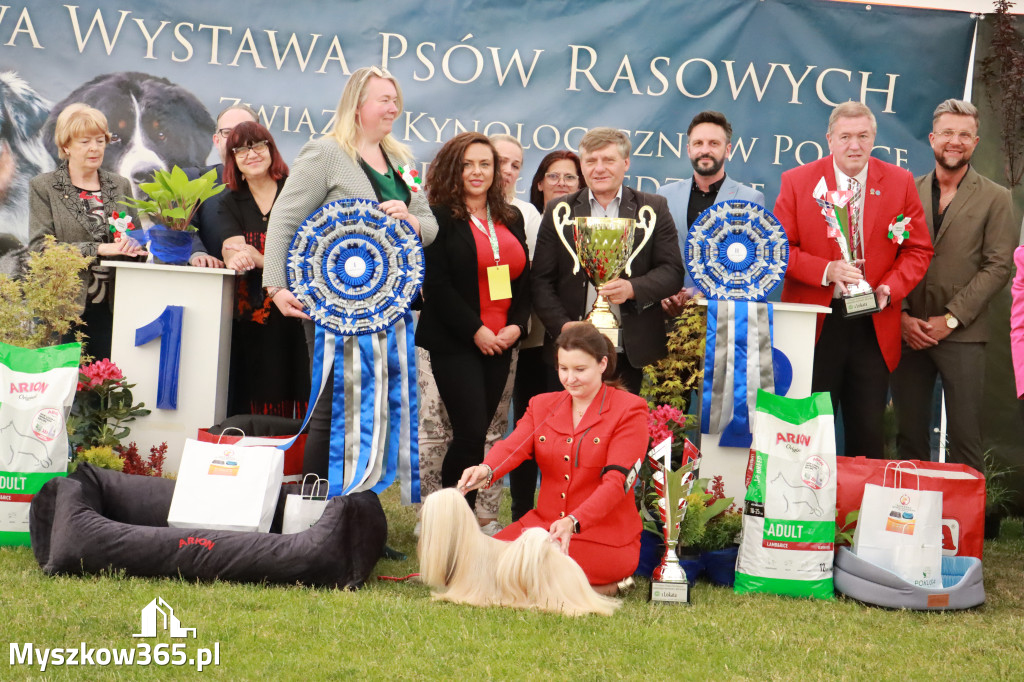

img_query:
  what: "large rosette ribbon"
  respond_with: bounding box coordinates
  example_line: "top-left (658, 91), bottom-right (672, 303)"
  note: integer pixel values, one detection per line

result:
top-left (285, 198), bottom-right (424, 503)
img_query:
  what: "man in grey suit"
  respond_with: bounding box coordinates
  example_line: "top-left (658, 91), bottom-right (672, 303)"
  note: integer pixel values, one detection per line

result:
top-left (532, 127), bottom-right (685, 393)
top-left (890, 99), bottom-right (1017, 473)
top-left (657, 111), bottom-right (765, 312)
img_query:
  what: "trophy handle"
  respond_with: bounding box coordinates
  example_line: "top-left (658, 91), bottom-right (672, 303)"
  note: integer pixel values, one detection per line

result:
top-left (624, 205), bottom-right (655, 277)
top-left (553, 201), bottom-right (581, 276)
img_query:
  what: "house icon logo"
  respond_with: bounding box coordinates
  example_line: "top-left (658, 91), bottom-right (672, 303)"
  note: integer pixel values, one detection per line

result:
top-left (133, 597), bottom-right (197, 638)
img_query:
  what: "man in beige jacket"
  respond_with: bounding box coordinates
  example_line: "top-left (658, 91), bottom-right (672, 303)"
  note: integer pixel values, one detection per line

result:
top-left (891, 99), bottom-right (1017, 473)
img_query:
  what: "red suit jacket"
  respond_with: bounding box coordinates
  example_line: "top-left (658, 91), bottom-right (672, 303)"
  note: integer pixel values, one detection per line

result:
top-left (483, 386), bottom-right (648, 549)
top-left (774, 155), bottom-right (933, 371)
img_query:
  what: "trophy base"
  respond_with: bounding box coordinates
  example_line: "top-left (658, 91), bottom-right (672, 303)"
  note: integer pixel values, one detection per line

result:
top-left (842, 291), bottom-right (879, 318)
top-left (649, 580), bottom-right (691, 604)
top-left (594, 325), bottom-right (620, 348)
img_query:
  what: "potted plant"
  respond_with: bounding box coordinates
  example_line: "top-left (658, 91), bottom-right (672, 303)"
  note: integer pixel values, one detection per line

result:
top-left (119, 166), bottom-right (224, 265)
top-left (66, 358), bottom-right (151, 453)
top-left (693, 475), bottom-right (742, 586)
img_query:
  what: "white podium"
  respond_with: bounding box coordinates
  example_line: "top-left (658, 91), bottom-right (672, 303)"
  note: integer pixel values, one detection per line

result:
top-left (697, 301), bottom-right (831, 497)
top-left (106, 261), bottom-right (235, 473)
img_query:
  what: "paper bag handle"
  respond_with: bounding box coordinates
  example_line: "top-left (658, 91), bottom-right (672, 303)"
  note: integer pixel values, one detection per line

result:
top-left (882, 460), bottom-right (919, 491)
top-left (216, 426), bottom-right (246, 443)
top-left (301, 473), bottom-right (328, 501)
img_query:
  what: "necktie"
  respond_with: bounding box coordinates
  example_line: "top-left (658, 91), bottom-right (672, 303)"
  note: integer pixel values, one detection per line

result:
top-left (848, 177), bottom-right (863, 260)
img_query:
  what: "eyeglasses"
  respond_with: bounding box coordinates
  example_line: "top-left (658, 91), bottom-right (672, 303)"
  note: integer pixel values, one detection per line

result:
top-left (233, 140), bottom-right (269, 157)
top-left (216, 127), bottom-right (235, 138)
top-left (545, 172), bottom-right (579, 184)
top-left (934, 129), bottom-right (976, 143)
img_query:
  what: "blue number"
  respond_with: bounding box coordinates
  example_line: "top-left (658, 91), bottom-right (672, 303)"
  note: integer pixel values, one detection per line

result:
top-left (134, 305), bottom-right (183, 409)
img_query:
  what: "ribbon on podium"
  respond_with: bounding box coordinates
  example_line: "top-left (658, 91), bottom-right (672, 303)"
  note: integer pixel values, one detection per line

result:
top-left (686, 200), bottom-right (791, 448)
top-left (285, 199), bottom-right (424, 504)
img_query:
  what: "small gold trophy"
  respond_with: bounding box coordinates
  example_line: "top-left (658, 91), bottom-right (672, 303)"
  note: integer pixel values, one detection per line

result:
top-left (553, 201), bottom-right (654, 346)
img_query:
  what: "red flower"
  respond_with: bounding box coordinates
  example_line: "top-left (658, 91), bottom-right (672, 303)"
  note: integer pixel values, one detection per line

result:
top-left (79, 358), bottom-right (124, 389)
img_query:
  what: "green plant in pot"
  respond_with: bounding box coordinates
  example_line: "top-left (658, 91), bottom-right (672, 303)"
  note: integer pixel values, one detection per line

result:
top-left (983, 449), bottom-right (1016, 539)
top-left (119, 166), bottom-right (224, 265)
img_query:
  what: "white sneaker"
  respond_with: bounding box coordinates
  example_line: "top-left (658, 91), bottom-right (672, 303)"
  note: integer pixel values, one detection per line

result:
top-left (479, 520), bottom-right (503, 537)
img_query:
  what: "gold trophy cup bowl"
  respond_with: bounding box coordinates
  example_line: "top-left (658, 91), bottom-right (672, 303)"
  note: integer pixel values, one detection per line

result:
top-left (553, 201), bottom-right (655, 346)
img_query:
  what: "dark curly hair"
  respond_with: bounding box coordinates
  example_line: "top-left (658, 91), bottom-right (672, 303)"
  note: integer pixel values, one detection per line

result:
top-left (528, 150), bottom-right (586, 213)
top-left (426, 132), bottom-right (515, 225)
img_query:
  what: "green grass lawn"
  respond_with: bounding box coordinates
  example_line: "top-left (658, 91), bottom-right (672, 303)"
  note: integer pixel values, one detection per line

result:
top-left (2, 488), bottom-right (1023, 681)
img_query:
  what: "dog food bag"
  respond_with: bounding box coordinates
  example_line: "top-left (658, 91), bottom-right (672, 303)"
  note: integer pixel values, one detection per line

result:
top-left (0, 341), bottom-right (80, 546)
top-left (735, 389), bottom-right (837, 599)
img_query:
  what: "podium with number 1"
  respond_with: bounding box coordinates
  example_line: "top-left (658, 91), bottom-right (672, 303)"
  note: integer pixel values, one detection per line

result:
top-left (106, 261), bottom-right (235, 473)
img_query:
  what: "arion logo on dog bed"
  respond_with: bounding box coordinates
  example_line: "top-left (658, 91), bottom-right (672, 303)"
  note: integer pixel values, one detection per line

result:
top-left (207, 454), bottom-right (240, 476)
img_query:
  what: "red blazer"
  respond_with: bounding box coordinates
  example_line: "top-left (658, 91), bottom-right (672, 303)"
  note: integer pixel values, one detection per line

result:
top-left (483, 386), bottom-right (648, 548)
top-left (773, 155), bottom-right (933, 371)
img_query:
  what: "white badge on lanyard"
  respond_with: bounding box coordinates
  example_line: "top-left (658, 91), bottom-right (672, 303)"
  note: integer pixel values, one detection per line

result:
top-left (470, 206), bottom-right (512, 300)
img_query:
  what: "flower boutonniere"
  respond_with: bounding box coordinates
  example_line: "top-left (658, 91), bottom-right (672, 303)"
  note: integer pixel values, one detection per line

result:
top-left (108, 211), bottom-right (135, 242)
top-left (398, 165), bottom-right (422, 192)
top-left (887, 214), bottom-right (911, 244)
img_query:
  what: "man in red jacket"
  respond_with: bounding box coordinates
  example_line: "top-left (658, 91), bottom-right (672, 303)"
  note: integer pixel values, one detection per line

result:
top-left (774, 102), bottom-right (933, 457)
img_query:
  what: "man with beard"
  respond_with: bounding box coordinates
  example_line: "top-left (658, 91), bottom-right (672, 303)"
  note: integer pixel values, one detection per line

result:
top-left (657, 111), bottom-right (765, 314)
top-left (890, 99), bottom-right (1016, 473)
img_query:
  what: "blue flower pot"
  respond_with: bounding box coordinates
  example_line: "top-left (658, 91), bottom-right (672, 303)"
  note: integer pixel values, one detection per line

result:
top-left (677, 552), bottom-right (703, 584)
top-left (701, 546), bottom-right (739, 586)
top-left (635, 529), bottom-right (663, 578)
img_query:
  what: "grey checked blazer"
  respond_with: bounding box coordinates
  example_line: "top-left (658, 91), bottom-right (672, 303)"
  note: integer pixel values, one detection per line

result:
top-left (263, 137), bottom-right (437, 289)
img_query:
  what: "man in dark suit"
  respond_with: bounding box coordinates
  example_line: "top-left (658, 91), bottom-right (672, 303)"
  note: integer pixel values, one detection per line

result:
top-left (532, 127), bottom-right (685, 393)
top-left (891, 99), bottom-right (1016, 473)
top-left (774, 102), bottom-right (933, 457)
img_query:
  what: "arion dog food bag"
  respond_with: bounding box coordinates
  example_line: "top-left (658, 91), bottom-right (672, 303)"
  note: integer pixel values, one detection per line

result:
top-left (735, 390), bottom-right (836, 599)
top-left (0, 342), bottom-right (80, 546)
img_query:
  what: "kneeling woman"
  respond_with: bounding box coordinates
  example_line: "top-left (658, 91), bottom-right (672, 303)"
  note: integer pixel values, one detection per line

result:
top-left (459, 323), bottom-right (648, 594)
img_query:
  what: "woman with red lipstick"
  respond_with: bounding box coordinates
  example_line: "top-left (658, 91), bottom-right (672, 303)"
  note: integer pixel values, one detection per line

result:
top-left (417, 132), bottom-right (530, 515)
top-left (206, 122), bottom-right (309, 418)
top-left (29, 102), bottom-right (142, 360)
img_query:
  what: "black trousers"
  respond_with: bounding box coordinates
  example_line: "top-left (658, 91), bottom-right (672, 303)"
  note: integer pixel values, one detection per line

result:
top-left (430, 349), bottom-right (513, 511)
top-left (301, 320), bottom-right (331, 478)
top-left (812, 302), bottom-right (890, 457)
top-left (509, 346), bottom-right (555, 521)
top-left (890, 340), bottom-right (986, 473)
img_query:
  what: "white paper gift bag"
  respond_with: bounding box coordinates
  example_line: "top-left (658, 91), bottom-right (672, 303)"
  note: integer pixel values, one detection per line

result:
top-left (167, 436), bottom-right (284, 532)
top-left (282, 474), bottom-right (329, 534)
top-left (853, 461), bottom-right (942, 588)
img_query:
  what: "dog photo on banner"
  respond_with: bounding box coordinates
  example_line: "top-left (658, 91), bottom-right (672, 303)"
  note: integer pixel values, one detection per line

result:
top-left (685, 200), bottom-right (791, 448)
top-left (285, 198), bottom-right (425, 503)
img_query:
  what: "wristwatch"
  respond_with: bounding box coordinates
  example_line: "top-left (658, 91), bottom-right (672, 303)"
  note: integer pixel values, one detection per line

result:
top-left (568, 514), bottom-right (580, 534)
top-left (945, 312), bottom-right (959, 329)
top-left (265, 286), bottom-right (284, 299)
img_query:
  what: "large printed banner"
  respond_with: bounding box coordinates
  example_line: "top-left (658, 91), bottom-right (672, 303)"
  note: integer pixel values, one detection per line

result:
top-left (0, 0), bottom-right (975, 248)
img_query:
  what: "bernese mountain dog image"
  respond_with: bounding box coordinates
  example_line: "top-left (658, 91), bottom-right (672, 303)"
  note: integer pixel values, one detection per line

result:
top-left (42, 72), bottom-right (215, 197)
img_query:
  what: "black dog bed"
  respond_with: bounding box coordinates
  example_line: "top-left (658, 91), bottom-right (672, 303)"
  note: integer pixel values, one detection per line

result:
top-left (29, 464), bottom-right (387, 589)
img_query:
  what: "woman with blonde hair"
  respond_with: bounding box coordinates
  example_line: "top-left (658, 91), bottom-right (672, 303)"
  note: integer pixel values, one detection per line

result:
top-left (29, 102), bottom-right (143, 359)
top-left (262, 66), bottom-right (437, 494)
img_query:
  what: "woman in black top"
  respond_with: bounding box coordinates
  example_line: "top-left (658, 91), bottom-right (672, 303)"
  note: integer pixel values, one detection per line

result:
top-left (209, 122), bottom-right (309, 417)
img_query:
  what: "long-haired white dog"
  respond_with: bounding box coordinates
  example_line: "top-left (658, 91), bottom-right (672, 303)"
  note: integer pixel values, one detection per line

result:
top-left (417, 489), bottom-right (619, 616)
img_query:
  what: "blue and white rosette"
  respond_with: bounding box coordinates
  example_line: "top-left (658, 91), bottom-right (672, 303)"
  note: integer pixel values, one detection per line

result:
top-left (285, 198), bottom-right (424, 504)
top-left (687, 200), bottom-right (792, 449)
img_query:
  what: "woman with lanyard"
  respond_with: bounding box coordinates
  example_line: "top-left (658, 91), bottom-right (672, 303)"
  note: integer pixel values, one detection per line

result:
top-left (262, 66), bottom-right (437, 481)
top-left (416, 132), bottom-right (530, 514)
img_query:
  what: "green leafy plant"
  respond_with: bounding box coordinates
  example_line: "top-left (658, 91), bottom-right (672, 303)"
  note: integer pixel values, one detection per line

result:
top-left (641, 295), bottom-right (706, 412)
top-left (835, 509), bottom-right (860, 547)
top-left (119, 166), bottom-right (225, 232)
top-left (0, 235), bottom-right (90, 349)
top-left (69, 446), bottom-right (125, 474)
top-left (66, 358), bottom-right (150, 451)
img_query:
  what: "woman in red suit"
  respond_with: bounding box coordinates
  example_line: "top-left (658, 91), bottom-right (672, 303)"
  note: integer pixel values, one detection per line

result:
top-left (458, 322), bottom-right (649, 595)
